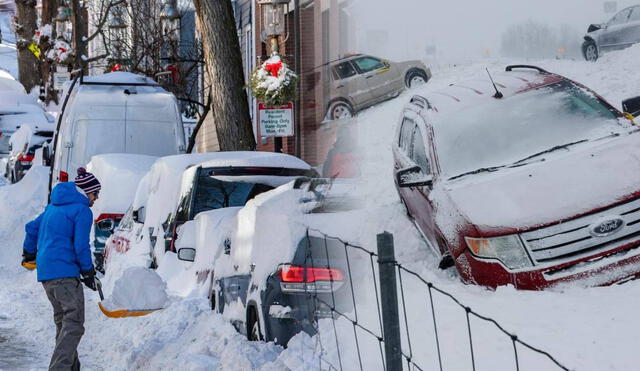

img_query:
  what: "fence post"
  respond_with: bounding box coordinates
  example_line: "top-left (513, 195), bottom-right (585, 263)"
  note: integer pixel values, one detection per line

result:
top-left (377, 232), bottom-right (403, 371)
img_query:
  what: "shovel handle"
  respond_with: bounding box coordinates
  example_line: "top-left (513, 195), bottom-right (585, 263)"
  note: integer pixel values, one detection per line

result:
top-left (95, 277), bottom-right (105, 301)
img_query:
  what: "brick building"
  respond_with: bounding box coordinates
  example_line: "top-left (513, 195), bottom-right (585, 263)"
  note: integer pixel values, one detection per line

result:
top-left (196, 0), bottom-right (354, 167)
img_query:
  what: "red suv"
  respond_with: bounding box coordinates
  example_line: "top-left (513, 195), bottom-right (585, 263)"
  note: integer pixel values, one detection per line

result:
top-left (393, 65), bottom-right (640, 289)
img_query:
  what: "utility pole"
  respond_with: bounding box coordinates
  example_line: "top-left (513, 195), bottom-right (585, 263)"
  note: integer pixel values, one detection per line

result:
top-left (14, 0), bottom-right (40, 93)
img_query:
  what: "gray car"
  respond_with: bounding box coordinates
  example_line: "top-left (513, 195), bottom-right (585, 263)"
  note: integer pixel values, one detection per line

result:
top-left (583, 5), bottom-right (640, 61)
top-left (325, 54), bottom-right (431, 120)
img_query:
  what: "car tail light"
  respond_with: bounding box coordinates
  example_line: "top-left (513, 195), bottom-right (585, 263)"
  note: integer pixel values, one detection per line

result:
top-left (59, 171), bottom-right (68, 182)
top-left (17, 154), bottom-right (34, 165)
top-left (278, 264), bottom-right (344, 293)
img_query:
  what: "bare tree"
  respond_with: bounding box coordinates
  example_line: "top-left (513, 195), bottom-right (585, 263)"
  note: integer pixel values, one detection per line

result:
top-left (193, 0), bottom-right (255, 151)
top-left (14, 0), bottom-right (39, 92)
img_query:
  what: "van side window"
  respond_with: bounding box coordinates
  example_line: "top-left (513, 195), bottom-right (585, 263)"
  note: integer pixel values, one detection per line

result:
top-left (410, 126), bottom-right (430, 174)
top-left (398, 117), bottom-right (415, 154)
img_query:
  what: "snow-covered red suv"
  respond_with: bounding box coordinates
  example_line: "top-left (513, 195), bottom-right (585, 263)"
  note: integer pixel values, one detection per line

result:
top-left (393, 65), bottom-right (640, 289)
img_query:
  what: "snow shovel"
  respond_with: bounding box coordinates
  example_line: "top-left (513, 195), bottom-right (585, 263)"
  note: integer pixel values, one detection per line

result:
top-left (95, 277), bottom-right (163, 318)
top-left (21, 261), bottom-right (36, 271)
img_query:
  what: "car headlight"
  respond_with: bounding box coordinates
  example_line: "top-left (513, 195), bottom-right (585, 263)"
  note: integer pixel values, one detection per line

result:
top-left (464, 235), bottom-right (533, 270)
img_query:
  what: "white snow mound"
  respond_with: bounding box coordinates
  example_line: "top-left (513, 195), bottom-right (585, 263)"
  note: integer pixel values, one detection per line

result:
top-left (102, 267), bottom-right (168, 311)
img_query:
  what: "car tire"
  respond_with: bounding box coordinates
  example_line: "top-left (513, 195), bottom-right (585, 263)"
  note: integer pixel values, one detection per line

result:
top-left (327, 100), bottom-right (354, 121)
top-left (247, 306), bottom-right (264, 341)
top-left (582, 41), bottom-right (598, 62)
top-left (405, 70), bottom-right (429, 89)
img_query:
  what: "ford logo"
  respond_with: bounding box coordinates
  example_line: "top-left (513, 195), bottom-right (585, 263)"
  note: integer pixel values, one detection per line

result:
top-left (589, 217), bottom-right (625, 237)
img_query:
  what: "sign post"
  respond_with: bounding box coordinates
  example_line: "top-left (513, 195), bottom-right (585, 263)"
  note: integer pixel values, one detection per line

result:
top-left (258, 102), bottom-right (294, 138)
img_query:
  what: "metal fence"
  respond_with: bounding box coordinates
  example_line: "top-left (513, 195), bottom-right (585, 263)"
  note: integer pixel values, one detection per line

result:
top-left (301, 229), bottom-right (571, 371)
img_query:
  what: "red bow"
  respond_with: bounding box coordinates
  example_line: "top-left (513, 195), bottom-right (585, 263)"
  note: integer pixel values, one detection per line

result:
top-left (59, 47), bottom-right (67, 53)
top-left (265, 61), bottom-right (283, 77)
top-left (111, 64), bottom-right (121, 72)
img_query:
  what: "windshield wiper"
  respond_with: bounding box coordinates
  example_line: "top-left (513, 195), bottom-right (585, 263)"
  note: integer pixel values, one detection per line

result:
top-left (510, 139), bottom-right (589, 166)
top-left (448, 165), bottom-right (506, 181)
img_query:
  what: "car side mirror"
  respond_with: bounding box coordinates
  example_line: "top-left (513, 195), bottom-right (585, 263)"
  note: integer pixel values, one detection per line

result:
top-left (132, 206), bottom-right (146, 224)
top-left (96, 218), bottom-right (115, 233)
top-left (622, 96), bottom-right (640, 117)
top-left (587, 24), bottom-right (602, 33)
top-left (397, 166), bottom-right (433, 188)
top-left (177, 247), bottom-right (196, 262)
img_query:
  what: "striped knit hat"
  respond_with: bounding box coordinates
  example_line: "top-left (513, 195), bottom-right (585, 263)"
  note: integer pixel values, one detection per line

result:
top-left (74, 167), bottom-right (101, 196)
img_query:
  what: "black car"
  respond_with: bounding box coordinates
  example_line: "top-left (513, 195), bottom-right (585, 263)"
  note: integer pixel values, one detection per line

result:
top-left (583, 5), bottom-right (640, 61)
top-left (196, 179), bottom-right (359, 346)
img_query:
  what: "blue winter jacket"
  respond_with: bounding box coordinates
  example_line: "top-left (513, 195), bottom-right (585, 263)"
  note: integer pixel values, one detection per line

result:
top-left (23, 182), bottom-right (94, 282)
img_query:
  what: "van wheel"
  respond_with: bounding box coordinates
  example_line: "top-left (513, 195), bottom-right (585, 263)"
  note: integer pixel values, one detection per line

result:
top-left (247, 306), bottom-right (263, 341)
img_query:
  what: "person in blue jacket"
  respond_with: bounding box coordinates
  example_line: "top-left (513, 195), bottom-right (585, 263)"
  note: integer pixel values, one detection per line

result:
top-left (22, 168), bottom-right (101, 371)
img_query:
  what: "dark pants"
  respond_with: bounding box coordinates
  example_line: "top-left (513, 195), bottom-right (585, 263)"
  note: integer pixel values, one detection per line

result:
top-left (42, 278), bottom-right (85, 371)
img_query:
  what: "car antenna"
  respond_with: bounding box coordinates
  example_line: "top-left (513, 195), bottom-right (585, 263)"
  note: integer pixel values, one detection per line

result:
top-left (485, 68), bottom-right (503, 99)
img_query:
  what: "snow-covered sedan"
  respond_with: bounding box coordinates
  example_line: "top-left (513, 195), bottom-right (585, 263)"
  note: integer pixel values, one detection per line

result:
top-left (175, 179), bottom-right (359, 346)
top-left (103, 152), bottom-right (317, 273)
top-left (393, 65), bottom-right (640, 289)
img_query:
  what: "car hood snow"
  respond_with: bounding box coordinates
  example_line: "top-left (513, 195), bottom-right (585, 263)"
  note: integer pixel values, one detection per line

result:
top-left (442, 131), bottom-right (640, 232)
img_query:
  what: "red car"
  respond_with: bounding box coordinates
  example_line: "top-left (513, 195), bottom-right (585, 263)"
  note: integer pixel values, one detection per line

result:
top-left (393, 65), bottom-right (640, 289)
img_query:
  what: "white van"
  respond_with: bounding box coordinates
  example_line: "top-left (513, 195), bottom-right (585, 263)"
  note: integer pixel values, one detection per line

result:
top-left (50, 72), bottom-right (186, 188)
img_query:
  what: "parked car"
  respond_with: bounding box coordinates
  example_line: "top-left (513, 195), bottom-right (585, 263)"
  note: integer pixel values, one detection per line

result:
top-left (103, 152), bottom-right (318, 272)
top-left (176, 178), bottom-right (358, 346)
top-left (582, 4), bottom-right (640, 61)
top-left (5, 131), bottom-right (51, 183)
top-left (49, 72), bottom-right (186, 192)
top-left (87, 154), bottom-right (158, 273)
top-left (393, 65), bottom-right (640, 289)
top-left (0, 92), bottom-right (53, 154)
top-left (322, 54), bottom-right (431, 120)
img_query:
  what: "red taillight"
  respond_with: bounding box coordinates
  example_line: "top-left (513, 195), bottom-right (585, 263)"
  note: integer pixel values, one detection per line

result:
top-left (95, 213), bottom-right (124, 223)
top-left (279, 265), bottom-right (344, 283)
top-left (17, 154), bottom-right (34, 163)
top-left (60, 171), bottom-right (68, 182)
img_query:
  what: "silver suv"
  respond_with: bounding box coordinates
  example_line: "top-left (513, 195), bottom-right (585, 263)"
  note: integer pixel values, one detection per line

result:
top-left (583, 5), bottom-right (640, 61)
top-left (326, 54), bottom-right (431, 120)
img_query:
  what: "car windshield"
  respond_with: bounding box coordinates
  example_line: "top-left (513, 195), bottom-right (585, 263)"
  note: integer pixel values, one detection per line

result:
top-left (192, 176), bottom-right (274, 216)
top-left (434, 80), bottom-right (626, 179)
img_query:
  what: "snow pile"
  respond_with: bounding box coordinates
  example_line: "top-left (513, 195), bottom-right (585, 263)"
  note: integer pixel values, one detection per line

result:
top-left (101, 267), bottom-right (168, 311)
top-left (7, 124), bottom-right (33, 155)
top-left (87, 153), bottom-right (157, 216)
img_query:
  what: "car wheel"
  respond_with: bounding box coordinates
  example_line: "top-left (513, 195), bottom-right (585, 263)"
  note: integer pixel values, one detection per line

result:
top-left (328, 101), bottom-right (353, 121)
top-left (247, 306), bottom-right (264, 341)
top-left (583, 41), bottom-right (598, 61)
top-left (406, 70), bottom-right (429, 88)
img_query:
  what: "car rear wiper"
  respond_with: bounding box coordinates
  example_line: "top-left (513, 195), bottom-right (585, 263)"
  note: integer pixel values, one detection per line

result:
top-left (448, 165), bottom-right (506, 181)
top-left (510, 139), bottom-right (589, 166)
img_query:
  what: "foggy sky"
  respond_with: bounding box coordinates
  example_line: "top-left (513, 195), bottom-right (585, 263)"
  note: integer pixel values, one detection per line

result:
top-left (348, 0), bottom-right (639, 62)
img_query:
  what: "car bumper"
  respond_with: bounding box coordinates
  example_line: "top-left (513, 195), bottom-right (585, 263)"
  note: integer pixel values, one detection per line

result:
top-left (457, 238), bottom-right (640, 289)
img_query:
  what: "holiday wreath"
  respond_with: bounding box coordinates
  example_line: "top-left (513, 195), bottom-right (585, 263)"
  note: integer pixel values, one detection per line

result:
top-left (248, 55), bottom-right (297, 107)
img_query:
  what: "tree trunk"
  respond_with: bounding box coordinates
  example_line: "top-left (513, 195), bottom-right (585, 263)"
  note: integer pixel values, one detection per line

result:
top-left (14, 0), bottom-right (40, 93)
top-left (193, 0), bottom-right (256, 151)
top-left (40, 0), bottom-right (58, 104)
top-left (71, 0), bottom-right (88, 70)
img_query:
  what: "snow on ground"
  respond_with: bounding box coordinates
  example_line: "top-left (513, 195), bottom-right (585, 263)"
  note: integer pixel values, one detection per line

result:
top-left (1, 45), bottom-right (640, 370)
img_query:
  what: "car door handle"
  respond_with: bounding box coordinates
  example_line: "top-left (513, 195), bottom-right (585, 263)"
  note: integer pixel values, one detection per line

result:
top-left (336, 84), bottom-right (344, 88)
top-left (366, 75), bottom-right (374, 79)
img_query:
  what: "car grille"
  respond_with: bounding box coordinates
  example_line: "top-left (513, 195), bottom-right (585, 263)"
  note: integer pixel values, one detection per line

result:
top-left (520, 198), bottom-right (640, 265)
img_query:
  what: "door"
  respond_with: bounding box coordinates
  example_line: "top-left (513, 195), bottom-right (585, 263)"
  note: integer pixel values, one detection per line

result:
top-left (352, 56), bottom-right (402, 103)
top-left (331, 60), bottom-right (372, 109)
top-left (620, 6), bottom-right (640, 46)
top-left (599, 8), bottom-right (633, 51)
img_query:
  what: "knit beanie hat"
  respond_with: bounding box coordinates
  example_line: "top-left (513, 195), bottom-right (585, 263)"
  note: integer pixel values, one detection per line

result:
top-left (74, 167), bottom-right (101, 196)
